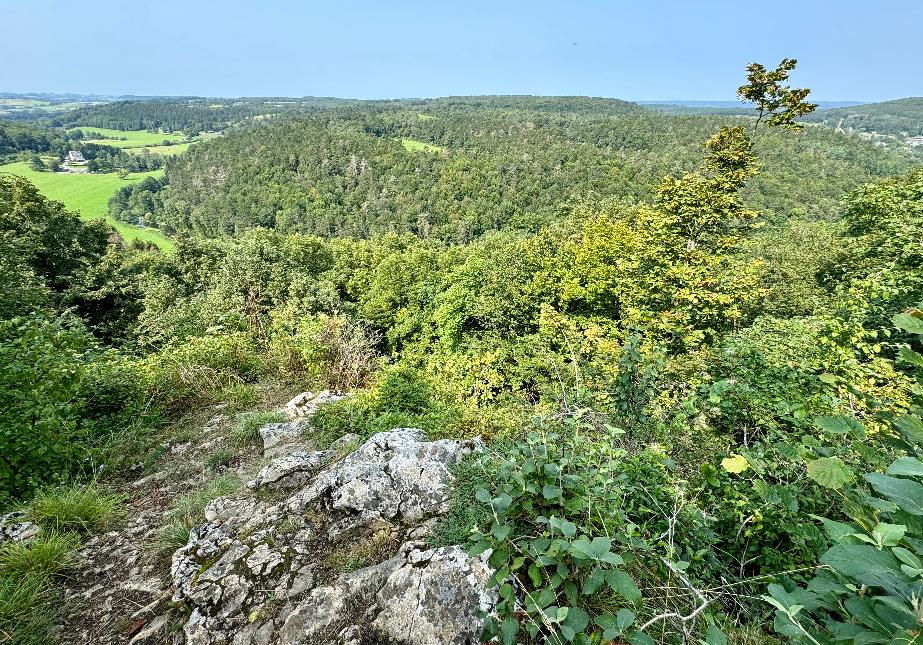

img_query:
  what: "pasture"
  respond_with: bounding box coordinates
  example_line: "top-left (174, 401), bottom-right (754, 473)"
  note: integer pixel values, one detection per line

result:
top-left (125, 142), bottom-right (193, 156)
top-left (69, 127), bottom-right (187, 149)
top-left (0, 161), bottom-right (173, 250)
top-left (401, 138), bottom-right (444, 153)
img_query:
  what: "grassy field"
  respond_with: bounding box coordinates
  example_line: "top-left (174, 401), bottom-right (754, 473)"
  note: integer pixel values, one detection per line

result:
top-left (401, 138), bottom-right (444, 153)
top-left (0, 161), bottom-right (173, 250)
top-left (70, 127), bottom-right (187, 149)
top-left (125, 142), bottom-right (193, 156)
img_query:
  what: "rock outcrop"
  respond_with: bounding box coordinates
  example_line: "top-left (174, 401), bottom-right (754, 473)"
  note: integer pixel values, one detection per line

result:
top-left (170, 429), bottom-right (492, 644)
top-left (279, 541), bottom-right (494, 645)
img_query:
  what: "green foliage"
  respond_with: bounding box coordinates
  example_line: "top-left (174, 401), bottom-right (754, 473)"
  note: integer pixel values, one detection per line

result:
top-left (0, 316), bottom-right (91, 498)
top-left (0, 173), bottom-right (108, 293)
top-left (27, 483), bottom-right (123, 532)
top-left (430, 456), bottom-right (498, 548)
top-left (268, 311), bottom-right (379, 390)
top-left (737, 58), bottom-right (817, 129)
top-left (765, 311), bottom-right (923, 643)
top-left (141, 332), bottom-right (264, 412)
top-left (467, 421), bottom-right (685, 644)
top-left (309, 365), bottom-right (464, 445)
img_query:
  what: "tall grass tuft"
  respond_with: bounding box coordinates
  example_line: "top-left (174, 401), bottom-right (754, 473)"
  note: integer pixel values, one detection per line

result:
top-left (27, 483), bottom-right (123, 532)
top-left (0, 572), bottom-right (57, 645)
top-left (0, 532), bottom-right (79, 578)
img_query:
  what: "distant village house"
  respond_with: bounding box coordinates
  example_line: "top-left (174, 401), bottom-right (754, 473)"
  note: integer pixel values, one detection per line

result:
top-left (65, 150), bottom-right (86, 163)
top-left (907, 135), bottom-right (923, 147)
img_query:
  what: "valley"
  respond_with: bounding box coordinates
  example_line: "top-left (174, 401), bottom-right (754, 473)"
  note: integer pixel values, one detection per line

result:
top-left (0, 161), bottom-right (173, 249)
top-left (1, 49), bottom-right (922, 645)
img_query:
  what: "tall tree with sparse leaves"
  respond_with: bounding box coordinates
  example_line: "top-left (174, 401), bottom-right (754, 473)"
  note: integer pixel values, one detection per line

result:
top-left (737, 58), bottom-right (818, 129)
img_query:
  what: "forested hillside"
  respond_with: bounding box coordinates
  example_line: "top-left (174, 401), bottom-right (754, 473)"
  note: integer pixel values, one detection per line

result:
top-left (0, 120), bottom-right (69, 158)
top-left (109, 98), bottom-right (915, 240)
top-left (801, 97), bottom-right (923, 137)
top-left (3, 61), bottom-right (923, 645)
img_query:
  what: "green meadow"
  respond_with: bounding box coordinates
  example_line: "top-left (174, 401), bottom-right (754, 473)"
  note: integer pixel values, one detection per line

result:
top-left (69, 126), bottom-right (187, 148)
top-left (125, 141), bottom-right (193, 156)
top-left (400, 138), bottom-right (444, 153)
top-left (0, 161), bottom-right (173, 250)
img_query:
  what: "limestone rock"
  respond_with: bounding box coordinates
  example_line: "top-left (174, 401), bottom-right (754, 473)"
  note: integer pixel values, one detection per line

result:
top-left (283, 390), bottom-right (349, 420)
top-left (171, 429), bottom-right (488, 644)
top-left (247, 450), bottom-right (332, 490)
top-left (258, 420), bottom-right (309, 457)
top-left (0, 511), bottom-right (41, 543)
top-left (279, 542), bottom-right (494, 645)
top-left (372, 542), bottom-right (495, 644)
top-left (289, 429), bottom-right (482, 537)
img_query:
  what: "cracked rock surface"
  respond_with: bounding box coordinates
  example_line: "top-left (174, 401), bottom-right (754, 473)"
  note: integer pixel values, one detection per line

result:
top-left (171, 429), bottom-right (492, 644)
top-left (289, 428), bottom-right (482, 537)
top-left (0, 511), bottom-right (40, 543)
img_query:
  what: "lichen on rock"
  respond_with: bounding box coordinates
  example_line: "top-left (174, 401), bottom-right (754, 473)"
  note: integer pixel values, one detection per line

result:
top-left (170, 428), bottom-right (493, 644)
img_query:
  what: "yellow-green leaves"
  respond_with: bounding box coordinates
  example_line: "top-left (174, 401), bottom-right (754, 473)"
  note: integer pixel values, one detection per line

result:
top-left (721, 454), bottom-right (750, 474)
top-left (737, 58), bottom-right (817, 129)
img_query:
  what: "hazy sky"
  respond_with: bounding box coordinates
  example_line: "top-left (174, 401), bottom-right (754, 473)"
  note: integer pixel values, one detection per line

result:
top-left (2, 0), bottom-right (921, 100)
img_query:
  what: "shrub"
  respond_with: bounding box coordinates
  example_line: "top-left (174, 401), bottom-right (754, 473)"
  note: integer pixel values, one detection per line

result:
top-left (79, 352), bottom-right (148, 428)
top-left (766, 310), bottom-right (923, 643)
top-left (0, 316), bottom-right (92, 499)
top-left (27, 483), bottom-right (123, 532)
top-left (309, 366), bottom-right (466, 445)
top-left (269, 312), bottom-right (379, 390)
top-left (467, 418), bottom-right (698, 644)
top-left (142, 332), bottom-right (264, 412)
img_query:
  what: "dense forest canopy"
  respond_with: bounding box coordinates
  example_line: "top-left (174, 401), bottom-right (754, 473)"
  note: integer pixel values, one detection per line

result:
top-left (3, 60), bottom-right (923, 644)
top-left (106, 98), bottom-right (917, 241)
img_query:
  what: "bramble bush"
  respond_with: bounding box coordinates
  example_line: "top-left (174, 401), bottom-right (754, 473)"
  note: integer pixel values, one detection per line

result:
top-left (766, 309), bottom-right (923, 643)
top-left (467, 412), bottom-right (717, 644)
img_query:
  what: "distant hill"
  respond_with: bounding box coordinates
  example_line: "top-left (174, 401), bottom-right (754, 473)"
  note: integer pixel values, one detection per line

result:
top-left (800, 97), bottom-right (923, 138)
top-left (641, 100), bottom-right (865, 115)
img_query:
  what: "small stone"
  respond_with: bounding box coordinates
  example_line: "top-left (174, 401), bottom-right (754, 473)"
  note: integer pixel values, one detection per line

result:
top-left (247, 450), bottom-right (332, 490)
top-left (0, 511), bottom-right (40, 544)
top-left (128, 615), bottom-right (170, 645)
top-left (283, 390), bottom-right (350, 420)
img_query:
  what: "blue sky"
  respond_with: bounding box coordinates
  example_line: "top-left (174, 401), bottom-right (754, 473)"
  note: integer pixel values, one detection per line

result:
top-left (2, 0), bottom-right (921, 101)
